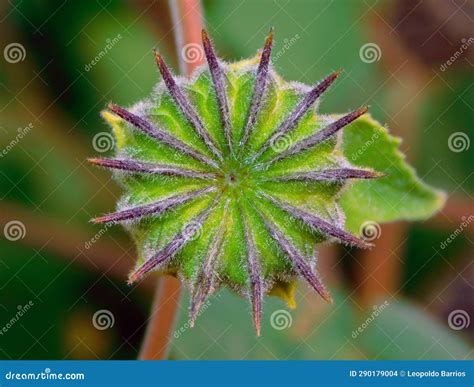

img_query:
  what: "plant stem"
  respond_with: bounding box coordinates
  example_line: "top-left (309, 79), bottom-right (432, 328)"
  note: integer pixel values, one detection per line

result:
top-left (138, 0), bottom-right (205, 360)
top-left (138, 276), bottom-right (182, 359)
top-left (169, 0), bottom-right (205, 75)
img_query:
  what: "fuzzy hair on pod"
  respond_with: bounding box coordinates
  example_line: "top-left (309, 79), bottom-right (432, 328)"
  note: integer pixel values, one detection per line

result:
top-left (90, 29), bottom-right (383, 335)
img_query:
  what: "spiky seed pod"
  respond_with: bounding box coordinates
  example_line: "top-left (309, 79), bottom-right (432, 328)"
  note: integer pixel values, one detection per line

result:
top-left (90, 29), bottom-right (384, 335)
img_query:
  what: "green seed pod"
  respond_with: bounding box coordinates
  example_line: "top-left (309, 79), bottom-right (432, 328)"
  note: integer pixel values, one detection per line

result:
top-left (90, 29), bottom-right (444, 335)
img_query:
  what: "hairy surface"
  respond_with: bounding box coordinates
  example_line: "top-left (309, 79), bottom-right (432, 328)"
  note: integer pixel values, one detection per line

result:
top-left (91, 29), bottom-right (390, 335)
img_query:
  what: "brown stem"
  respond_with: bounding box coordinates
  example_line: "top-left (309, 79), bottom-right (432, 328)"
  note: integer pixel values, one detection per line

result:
top-left (138, 275), bottom-right (182, 359)
top-left (137, 0), bottom-right (205, 360)
top-left (168, 0), bottom-right (205, 75)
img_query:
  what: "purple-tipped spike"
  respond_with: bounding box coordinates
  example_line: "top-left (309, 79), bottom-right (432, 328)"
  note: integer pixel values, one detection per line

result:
top-left (262, 107), bottom-right (368, 167)
top-left (239, 28), bottom-right (274, 150)
top-left (154, 52), bottom-right (223, 162)
top-left (107, 103), bottom-right (219, 169)
top-left (201, 29), bottom-right (233, 153)
top-left (189, 203), bottom-right (229, 326)
top-left (271, 167), bottom-right (384, 182)
top-left (249, 70), bottom-right (342, 163)
top-left (92, 186), bottom-right (215, 224)
top-left (242, 215), bottom-right (263, 336)
top-left (261, 192), bottom-right (371, 249)
top-left (128, 195), bottom-right (220, 284)
top-left (88, 158), bottom-right (217, 180)
top-left (258, 210), bottom-right (332, 302)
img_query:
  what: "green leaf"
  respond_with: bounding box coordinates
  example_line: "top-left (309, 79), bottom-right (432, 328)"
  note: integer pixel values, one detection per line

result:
top-left (340, 115), bottom-right (446, 233)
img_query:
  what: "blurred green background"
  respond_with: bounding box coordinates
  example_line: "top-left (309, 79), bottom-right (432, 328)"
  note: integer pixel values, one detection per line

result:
top-left (0, 0), bottom-right (472, 360)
